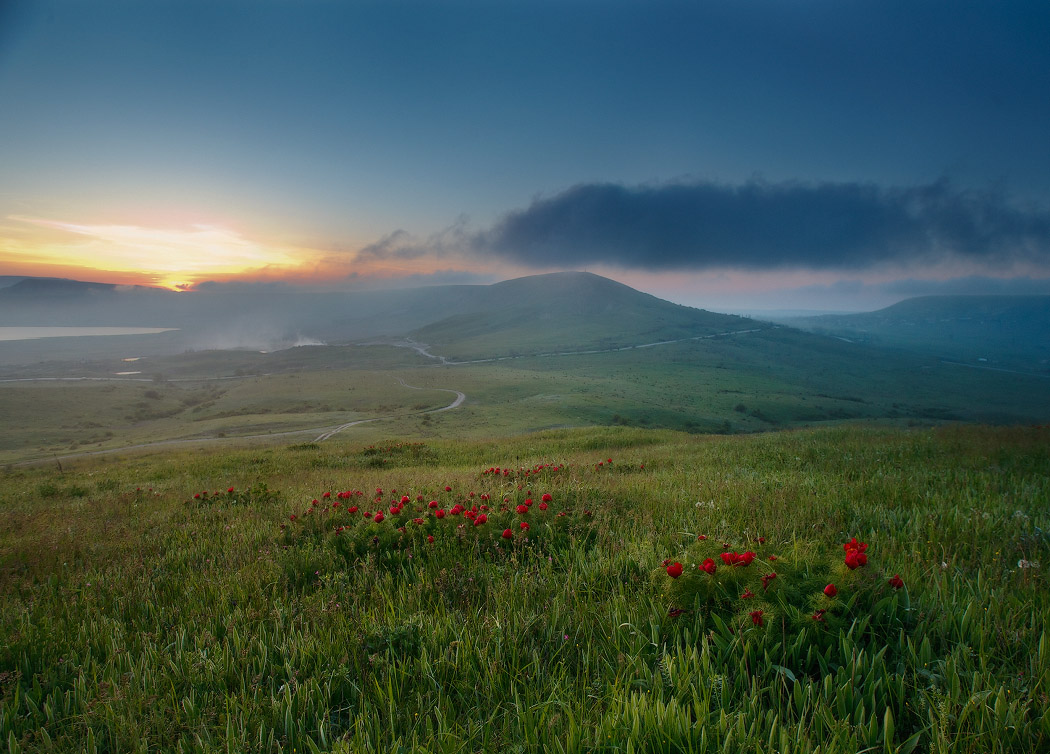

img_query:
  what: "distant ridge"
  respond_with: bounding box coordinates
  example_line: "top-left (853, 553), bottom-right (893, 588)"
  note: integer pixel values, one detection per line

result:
top-left (782, 294), bottom-right (1050, 372)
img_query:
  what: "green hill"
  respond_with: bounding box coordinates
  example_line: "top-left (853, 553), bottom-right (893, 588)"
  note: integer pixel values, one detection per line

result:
top-left (409, 271), bottom-right (755, 361)
top-left (781, 295), bottom-right (1050, 373)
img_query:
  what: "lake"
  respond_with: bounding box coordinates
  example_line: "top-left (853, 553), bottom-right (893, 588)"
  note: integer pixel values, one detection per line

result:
top-left (0, 327), bottom-right (179, 341)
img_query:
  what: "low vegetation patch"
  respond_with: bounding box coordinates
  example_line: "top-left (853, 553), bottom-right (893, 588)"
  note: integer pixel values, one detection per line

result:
top-left (0, 425), bottom-right (1047, 752)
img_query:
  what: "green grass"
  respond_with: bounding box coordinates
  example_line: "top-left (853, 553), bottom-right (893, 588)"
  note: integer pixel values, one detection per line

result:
top-left (1, 424), bottom-right (1048, 752)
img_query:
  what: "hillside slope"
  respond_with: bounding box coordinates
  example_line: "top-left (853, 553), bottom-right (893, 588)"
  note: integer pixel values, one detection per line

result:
top-left (780, 295), bottom-right (1050, 373)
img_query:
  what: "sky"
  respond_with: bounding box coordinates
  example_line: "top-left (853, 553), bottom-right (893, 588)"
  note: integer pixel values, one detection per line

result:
top-left (1, 0), bottom-right (1049, 311)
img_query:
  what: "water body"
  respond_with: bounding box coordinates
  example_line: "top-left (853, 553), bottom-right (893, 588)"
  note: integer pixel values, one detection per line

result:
top-left (0, 327), bottom-right (179, 341)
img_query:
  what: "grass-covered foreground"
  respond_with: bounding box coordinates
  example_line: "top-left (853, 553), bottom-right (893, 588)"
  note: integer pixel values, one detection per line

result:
top-left (1, 425), bottom-right (1048, 752)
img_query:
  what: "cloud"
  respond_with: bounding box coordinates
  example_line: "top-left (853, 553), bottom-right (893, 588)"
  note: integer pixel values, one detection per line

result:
top-left (473, 180), bottom-right (1050, 271)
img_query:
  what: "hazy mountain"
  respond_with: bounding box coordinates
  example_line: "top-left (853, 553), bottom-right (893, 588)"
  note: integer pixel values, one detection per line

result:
top-left (406, 271), bottom-right (754, 360)
top-left (779, 295), bottom-right (1050, 373)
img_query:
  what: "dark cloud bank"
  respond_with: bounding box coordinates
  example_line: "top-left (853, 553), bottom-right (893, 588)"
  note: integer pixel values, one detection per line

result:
top-left (472, 180), bottom-right (1050, 271)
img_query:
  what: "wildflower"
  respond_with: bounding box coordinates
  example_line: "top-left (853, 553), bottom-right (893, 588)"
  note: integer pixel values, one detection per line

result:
top-left (227, 487), bottom-right (235, 494)
top-left (322, 491), bottom-right (331, 498)
top-left (541, 493), bottom-right (552, 502)
top-left (427, 535), bottom-right (435, 543)
top-left (520, 521), bottom-right (530, 530)
top-left (668, 607), bottom-right (686, 618)
top-left (888, 574), bottom-right (905, 588)
top-left (760, 572), bottom-right (777, 590)
top-left (843, 537), bottom-right (868, 554)
top-left (374, 513), bottom-right (385, 523)
top-left (749, 610), bottom-right (764, 627)
top-left (812, 609), bottom-right (827, 622)
top-left (445, 486), bottom-right (452, 492)
top-left (516, 504), bottom-right (529, 514)
top-left (539, 502), bottom-right (548, 511)
top-left (428, 500), bottom-right (438, 508)
top-left (823, 584), bottom-right (838, 598)
top-left (474, 513), bottom-right (487, 526)
top-left (697, 534), bottom-right (707, 541)
top-left (757, 537), bottom-right (765, 544)
top-left (768, 555), bottom-right (777, 561)
top-left (699, 558), bottom-right (717, 574)
top-left (435, 509), bottom-right (446, 519)
top-left (412, 518), bottom-right (424, 526)
top-left (1018, 559), bottom-right (1040, 570)
top-left (289, 514), bottom-right (296, 521)
top-left (666, 562), bottom-right (684, 579)
top-left (741, 589), bottom-right (755, 599)
top-left (502, 528), bottom-right (513, 539)
top-left (720, 551), bottom-right (756, 567)
top-left (844, 550), bottom-right (867, 569)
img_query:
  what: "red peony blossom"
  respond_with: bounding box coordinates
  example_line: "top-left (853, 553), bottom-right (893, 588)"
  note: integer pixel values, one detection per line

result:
top-left (823, 583), bottom-right (838, 598)
top-left (502, 528), bottom-right (513, 539)
top-left (750, 610), bottom-right (764, 626)
top-left (720, 551), bottom-right (757, 567)
top-left (348, 506), bottom-right (358, 514)
top-left (401, 495), bottom-right (410, 504)
top-left (888, 574), bottom-right (905, 589)
top-left (428, 500), bottom-right (438, 508)
top-left (475, 513), bottom-right (487, 525)
top-left (757, 536), bottom-right (765, 544)
top-left (374, 513), bottom-right (385, 523)
top-left (289, 514), bottom-right (296, 521)
top-left (322, 491), bottom-right (330, 498)
top-left (699, 558), bottom-right (717, 574)
top-left (538, 502), bottom-right (548, 511)
top-left (761, 572), bottom-right (777, 590)
top-left (427, 535), bottom-right (435, 543)
top-left (541, 493), bottom-right (552, 502)
top-left (844, 550), bottom-right (868, 570)
top-left (435, 509), bottom-right (446, 519)
top-left (520, 521), bottom-right (530, 530)
top-left (812, 609), bottom-right (827, 622)
top-left (445, 486), bottom-right (452, 492)
top-left (666, 562), bottom-right (684, 579)
top-left (741, 589), bottom-right (756, 599)
top-left (228, 487), bottom-right (235, 494)
top-left (697, 534), bottom-right (707, 541)
top-left (516, 504), bottom-right (529, 514)
top-left (843, 537), bottom-right (868, 554)
top-left (668, 607), bottom-right (686, 618)
top-left (412, 518), bottom-right (424, 525)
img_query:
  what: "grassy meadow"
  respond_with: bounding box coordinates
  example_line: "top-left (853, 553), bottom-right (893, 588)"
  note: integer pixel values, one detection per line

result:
top-left (1, 424), bottom-right (1048, 752)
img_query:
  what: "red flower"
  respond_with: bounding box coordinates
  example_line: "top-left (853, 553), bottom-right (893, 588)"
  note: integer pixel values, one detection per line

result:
top-left (888, 574), bottom-right (905, 589)
top-left (538, 502), bottom-right (548, 511)
top-left (516, 504), bottom-right (529, 514)
top-left (697, 534), bottom-right (707, 541)
top-left (668, 607), bottom-right (686, 618)
top-left (520, 521), bottom-right (530, 530)
top-left (741, 589), bottom-right (755, 599)
top-left (427, 535), bottom-right (435, 543)
top-left (823, 583), bottom-right (838, 598)
top-left (445, 486), bottom-right (452, 492)
top-left (541, 493), bottom-right (552, 502)
top-left (812, 609), bottom-right (827, 622)
top-left (760, 572), bottom-right (777, 590)
top-left (289, 514), bottom-right (296, 521)
top-left (666, 562), bottom-right (683, 579)
top-left (768, 555), bottom-right (777, 561)
top-left (322, 491), bottom-right (331, 498)
top-left (428, 500), bottom-right (438, 508)
top-left (412, 518), bottom-right (424, 526)
top-left (699, 558), bottom-right (717, 574)
top-left (720, 551), bottom-right (757, 567)
top-left (843, 537), bottom-right (868, 554)
top-left (757, 536), bottom-right (765, 544)
top-left (435, 509), bottom-right (446, 519)
top-left (474, 513), bottom-right (487, 525)
top-left (401, 495), bottom-right (410, 504)
top-left (749, 610), bottom-right (764, 627)
top-left (348, 506), bottom-right (358, 513)
top-left (227, 487), bottom-right (235, 494)
top-left (502, 528), bottom-right (513, 539)
top-left (844, 550), bottom-right (868, 570)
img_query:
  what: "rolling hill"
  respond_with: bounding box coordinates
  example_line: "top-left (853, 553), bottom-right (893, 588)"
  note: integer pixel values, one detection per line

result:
top-left (779, 295), bottom-right (1050, 374)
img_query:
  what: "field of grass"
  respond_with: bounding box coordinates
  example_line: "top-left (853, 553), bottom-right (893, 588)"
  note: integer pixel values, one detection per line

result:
top-left (3, 331), bottom-right (1049, 466)
top-left (1, 424), bottom-right (1048, 752)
